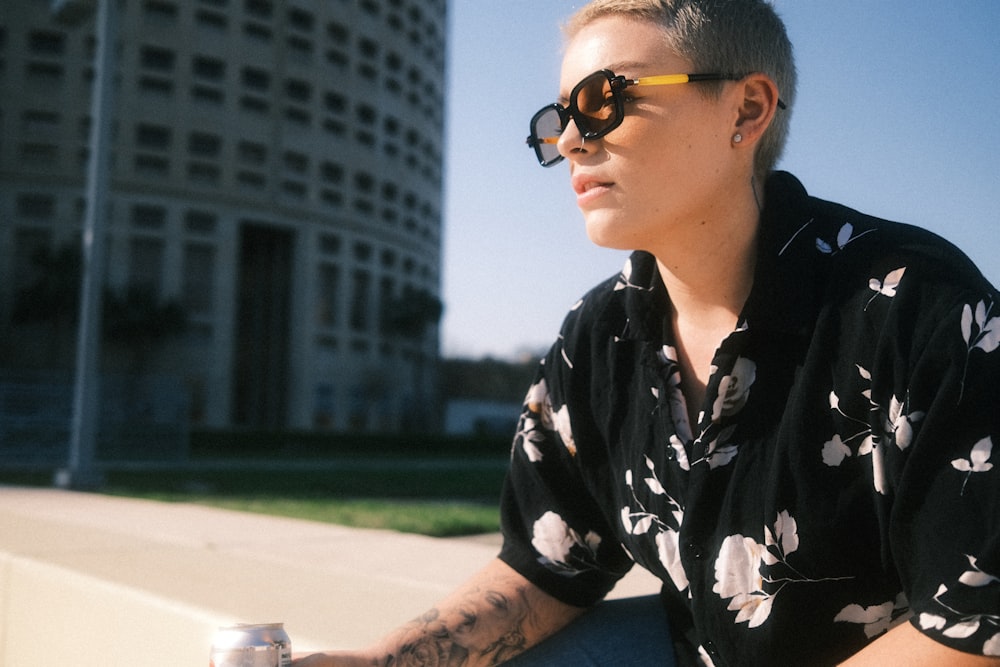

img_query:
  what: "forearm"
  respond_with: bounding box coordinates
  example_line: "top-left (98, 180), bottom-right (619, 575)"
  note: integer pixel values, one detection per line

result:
top-left (294, 557), bottom-right (586, 667)
top-left (840, 620), bottom-right (1000, 667)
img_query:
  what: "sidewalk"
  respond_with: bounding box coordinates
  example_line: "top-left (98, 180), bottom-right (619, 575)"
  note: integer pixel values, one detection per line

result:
top-left (0, 486), bottom-right (660, 666)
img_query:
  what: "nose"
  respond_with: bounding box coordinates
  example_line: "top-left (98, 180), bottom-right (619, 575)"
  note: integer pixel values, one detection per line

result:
top-left (556, 116), bottom-right (587, 161)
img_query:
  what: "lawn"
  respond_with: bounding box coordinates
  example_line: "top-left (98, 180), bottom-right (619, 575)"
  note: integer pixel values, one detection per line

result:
top-left (95, 460), bottom-right (508, 537)
top-left (104, 492), bottom-right (502, 537)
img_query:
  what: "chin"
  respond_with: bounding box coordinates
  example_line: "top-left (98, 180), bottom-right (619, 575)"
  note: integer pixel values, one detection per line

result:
top-left (584, 219), bottom-right (637, 252)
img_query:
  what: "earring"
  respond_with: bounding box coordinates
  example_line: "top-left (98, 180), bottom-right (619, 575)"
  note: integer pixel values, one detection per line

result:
top-left (733, 133), bottom-right (743, 144)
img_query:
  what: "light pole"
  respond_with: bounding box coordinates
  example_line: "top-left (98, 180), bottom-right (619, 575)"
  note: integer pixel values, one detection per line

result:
top-left (53, 0), bottom-right (114, 489)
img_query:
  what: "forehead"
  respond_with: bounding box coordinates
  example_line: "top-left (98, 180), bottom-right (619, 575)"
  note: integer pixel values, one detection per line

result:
top-left (559, 15), bottom-right (689, 93)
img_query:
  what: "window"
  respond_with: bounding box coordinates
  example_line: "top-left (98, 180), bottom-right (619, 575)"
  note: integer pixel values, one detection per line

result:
top-left (19, 143), bottom-right (59, 166)
top-left (349, 270), bottom-right (371, 331)
top-left (288, 8), bottom-right (314, 31)
top-left (321, 162), bottom-right (343, 184)
top-left (130, 204), bottom-right (167, 229)
top-left (238, 141), bottom-right (267, 164)
top-left (188, 162), bottom-right (221, 184)
top-left (245, 0), bottom-right (273, 18)
top-left (283, 151), bottom-right (308, 173)
top-left (26, 62), bottom-right (64, 84)
top-left (13, 228), bottom-right (53, 291)
top-left (128, 237), bottom-right (165, 296)
top-left (188, 132), bottom-right (221, 156)
top-left (140, 46), bottom-right (176, 72)
top-left (354, 172), bottom-right (375, 193)
top-left (324, 92), bottom-right (346, 114)
top-left (136, 124), bottom-right (172, 149)
top-left (327, 22), bottom-right (348, 42)
top-left (16, 194), bottom-right (56, 219)
top-left (285, 79), bottom-right (311, 102)
top-left (320, 234), bottom-right (341, 254)
top-left (144, 1), bottom-right (179, 24)
top-left (182, 243), bottom-right (215, 315)
top-left (192, 56), bottom-right (225, 81)
top-left (185, 210), bottom-right (217, 234)
top-left (138, 76), bottom-right (174, 95)
top-left (356, 104), bottom-right (376, 125)
top-left (196, 10), bottom-right (227, 30)
top-left (29, 31), bottom-right (66, 56)
top-left (21, 110), bottom-right (60, 135)
top-left (379, 276), bottom-right (395, 333)
top-left (241, 67), bottom-right (270, 91)
top-left (317, 263), bottom-right (340, 327)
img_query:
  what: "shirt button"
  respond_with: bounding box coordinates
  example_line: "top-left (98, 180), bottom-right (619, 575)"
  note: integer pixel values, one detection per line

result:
top-left (703, 640), bottom-right (720, 659)
top-left (685, 542), bottom-right (704, 559)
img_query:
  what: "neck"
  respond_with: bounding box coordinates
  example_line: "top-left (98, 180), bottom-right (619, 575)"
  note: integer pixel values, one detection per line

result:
top-left (653, 180), bottom-right (761, 329)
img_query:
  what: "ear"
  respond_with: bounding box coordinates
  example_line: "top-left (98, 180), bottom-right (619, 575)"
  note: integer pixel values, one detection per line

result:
top-left (732, 73), bottom-right (781, 146)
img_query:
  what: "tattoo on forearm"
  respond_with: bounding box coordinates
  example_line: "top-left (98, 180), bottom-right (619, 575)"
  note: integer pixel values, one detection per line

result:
top-left (377, 582), bottom-right (538, 666)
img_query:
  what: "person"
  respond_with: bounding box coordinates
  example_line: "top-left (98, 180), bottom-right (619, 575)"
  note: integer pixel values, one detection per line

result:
top-left (294, 0), bottom-right (1000, 664)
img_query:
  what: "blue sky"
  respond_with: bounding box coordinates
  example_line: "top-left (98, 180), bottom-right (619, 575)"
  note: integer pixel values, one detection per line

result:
top-left (440, 1), bottom-right (1000, 360)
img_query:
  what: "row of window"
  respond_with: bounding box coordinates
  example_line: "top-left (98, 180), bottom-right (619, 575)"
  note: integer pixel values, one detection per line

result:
top-left (147, 0), bottom-right (448, 67)
top-left (12, 140), bottom-right (441, 244)
top-left (8, 202), bottom-right (437, 336)
top-left (11, 193), bottom-right (436, 280)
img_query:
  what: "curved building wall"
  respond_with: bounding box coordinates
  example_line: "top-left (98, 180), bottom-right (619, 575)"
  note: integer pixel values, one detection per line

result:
top-left (0, 0), bottom-right (447, 434)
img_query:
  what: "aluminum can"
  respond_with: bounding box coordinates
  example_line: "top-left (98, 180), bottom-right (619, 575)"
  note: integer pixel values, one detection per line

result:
top-left (209, 622), bottom-right (292, 667)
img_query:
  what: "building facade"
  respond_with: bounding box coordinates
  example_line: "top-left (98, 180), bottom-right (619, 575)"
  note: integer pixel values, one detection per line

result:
top-left (0, 0), bottom-right (447, 435)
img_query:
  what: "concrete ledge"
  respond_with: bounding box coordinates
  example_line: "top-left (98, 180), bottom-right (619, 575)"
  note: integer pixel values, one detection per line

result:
top-left (0, 487), bottom-right (660, 665)
top-left (0, 552), bottom-right (228, 666)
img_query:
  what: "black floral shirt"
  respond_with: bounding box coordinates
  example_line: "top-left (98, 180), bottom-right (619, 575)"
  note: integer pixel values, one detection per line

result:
top-left (498, 172), bottom-right (1000, 666)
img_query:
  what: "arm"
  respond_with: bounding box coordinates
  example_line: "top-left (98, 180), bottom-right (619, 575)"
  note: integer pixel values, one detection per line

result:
top-left (840, 621), bottom-right (1000, 667)
top-left (292, 557), bottom-right (587, 667)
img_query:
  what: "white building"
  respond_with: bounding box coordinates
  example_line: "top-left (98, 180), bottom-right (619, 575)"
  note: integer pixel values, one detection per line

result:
top-left (0, 0), bottom-right (447, 436)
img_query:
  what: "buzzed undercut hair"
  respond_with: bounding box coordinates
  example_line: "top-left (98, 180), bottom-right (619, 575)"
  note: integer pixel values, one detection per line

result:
top-left (565, 0), bottom-right (797, 179)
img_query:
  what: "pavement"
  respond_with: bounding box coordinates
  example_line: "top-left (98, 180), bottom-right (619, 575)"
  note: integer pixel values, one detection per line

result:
top-left (0, 485), bottom-right (660, 666)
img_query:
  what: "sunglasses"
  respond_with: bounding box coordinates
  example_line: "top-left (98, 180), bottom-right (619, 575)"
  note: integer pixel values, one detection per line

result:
top-left (526, 69), bottom-right (779, 167)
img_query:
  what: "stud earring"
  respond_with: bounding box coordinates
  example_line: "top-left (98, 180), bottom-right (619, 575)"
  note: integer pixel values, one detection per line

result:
top-left (733, 133), bottom-right (743, 144)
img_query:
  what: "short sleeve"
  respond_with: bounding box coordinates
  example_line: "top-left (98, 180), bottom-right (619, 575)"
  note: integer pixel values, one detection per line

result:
top-left (886, 291), bottom-right (1000, 656)
top-left (498, 310), bottom-right (634, 608)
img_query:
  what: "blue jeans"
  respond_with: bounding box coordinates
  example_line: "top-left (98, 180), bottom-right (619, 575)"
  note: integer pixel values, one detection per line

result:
top-left (503, 595), bottom-right (677, 666)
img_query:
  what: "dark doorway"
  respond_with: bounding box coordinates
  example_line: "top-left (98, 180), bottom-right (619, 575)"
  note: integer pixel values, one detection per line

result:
top-left (232, 224), bottom-right (293, 429)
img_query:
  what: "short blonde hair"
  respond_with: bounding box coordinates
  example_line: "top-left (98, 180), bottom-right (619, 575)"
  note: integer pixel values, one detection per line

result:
top-left (565, 0), bottom-right (796, 179)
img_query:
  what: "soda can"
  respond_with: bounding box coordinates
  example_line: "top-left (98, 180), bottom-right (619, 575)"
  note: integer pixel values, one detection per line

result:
top-left (209, 622), bottom-right (292, 667)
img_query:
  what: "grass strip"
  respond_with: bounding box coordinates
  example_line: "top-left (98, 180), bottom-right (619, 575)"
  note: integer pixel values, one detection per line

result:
top-left (106, 492), bottom-right (501, 537)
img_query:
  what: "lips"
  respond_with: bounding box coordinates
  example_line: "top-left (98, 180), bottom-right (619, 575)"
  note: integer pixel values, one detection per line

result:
top-left (572, 174), bottom-right (614, 197)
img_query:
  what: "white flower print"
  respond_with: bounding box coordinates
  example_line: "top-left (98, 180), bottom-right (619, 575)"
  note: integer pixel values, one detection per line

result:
top-left (834, 593), bottom-right (908, 639)
top-left (865, 267), bottom-right (906, 309)
top-left (613, 257), bottom-right (652, 292)
top-left (919, 556), bottom-right (1000, 655)
top-left (961, 299), bottom-right (1000, 354)
top-left (884, 395), bottom-right (924, 451)
top-left (951, 437), bottom-right (994, 495)
top-left (516, 379), bottom-right (577, 460)
top-left (713, 511), bottom-right (852, 629)
top-left (531, 511), bottom-right (602, 576)
top-left (814, 221), bottom-right (878, 256)
top-left (960, 298), bottom-right (1000, 400)
top-left (622, 460), bottom-right (689, 592)
top-left (703, 424), bottom-right (740, 470)
top-left (715, 534), bottom-right (773, 628)
top-left (711, 356), bottom-right (757, 422)
top-left (822, 433), bottom-right (852, 466)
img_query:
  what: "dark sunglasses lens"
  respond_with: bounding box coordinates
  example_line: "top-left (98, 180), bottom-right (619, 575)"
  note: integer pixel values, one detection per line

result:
top-left (530, 106), bottom-right (564, 166)
top-left (574, 71), bottom-right (617, 136)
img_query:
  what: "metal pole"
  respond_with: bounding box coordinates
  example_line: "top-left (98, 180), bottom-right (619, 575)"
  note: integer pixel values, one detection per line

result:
top-left (58, 0), bottom-right (116, 489)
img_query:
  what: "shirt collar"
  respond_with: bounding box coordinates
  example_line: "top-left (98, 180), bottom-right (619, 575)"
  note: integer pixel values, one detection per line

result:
top-left (614, 171), bottom-right (822, 343)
